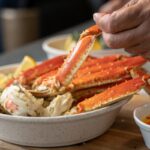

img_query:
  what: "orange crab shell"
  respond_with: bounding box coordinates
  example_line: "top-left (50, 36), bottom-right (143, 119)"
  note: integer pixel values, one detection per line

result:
top-left (77, 76), bottom-right (149, 113)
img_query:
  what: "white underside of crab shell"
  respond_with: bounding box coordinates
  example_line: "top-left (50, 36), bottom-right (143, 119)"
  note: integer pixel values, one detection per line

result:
top-left (0, 85), bottom-right (74, 117)
top-left (43, 92), bottom-right (74, 116)
top-left (0, 85), bottom-right (44, 116)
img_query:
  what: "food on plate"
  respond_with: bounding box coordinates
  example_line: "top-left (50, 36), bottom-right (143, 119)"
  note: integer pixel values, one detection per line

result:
top-left (0, 25), bottom-right (149, 117)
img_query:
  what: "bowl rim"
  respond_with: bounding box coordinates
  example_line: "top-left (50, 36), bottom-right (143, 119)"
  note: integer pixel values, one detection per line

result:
top-left (0, 99), bottom-right (128, 122)
top-left (134, 103), bottom-right (150, 129)
top-left (42, 34), bottom-right (69, 55)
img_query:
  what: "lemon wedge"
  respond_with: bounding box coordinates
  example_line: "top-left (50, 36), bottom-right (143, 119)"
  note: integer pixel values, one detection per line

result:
top-left (0, 74), bottom-right (7, 89)
top-left (64, 36), bottom-right (77, 51)
top-left (64, 35), bottom-right (103, 51)
top-left (0, 73), bottom-right (13, 90)
top-left (14, 56), bottom-right (36, 78)
top-left (92, 39), bottom-right (102, 51)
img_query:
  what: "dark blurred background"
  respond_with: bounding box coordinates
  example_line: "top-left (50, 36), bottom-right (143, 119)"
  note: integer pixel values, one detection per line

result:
top-left (0, 0), bottom-right (107, 54)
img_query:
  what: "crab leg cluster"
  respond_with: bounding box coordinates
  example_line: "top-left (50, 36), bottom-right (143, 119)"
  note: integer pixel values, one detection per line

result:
top-left (0, 24), bottom-right (149, 117)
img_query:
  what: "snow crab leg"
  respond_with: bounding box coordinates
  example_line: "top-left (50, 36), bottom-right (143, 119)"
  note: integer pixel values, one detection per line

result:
top-left (76, 75), bottom-right (150, 113)
top-left (18, 55), bottom-right (66, 86)
top-left (75, 56), bottom-right (146, 78)
top-left (6, 55), bottom-right (66, 88)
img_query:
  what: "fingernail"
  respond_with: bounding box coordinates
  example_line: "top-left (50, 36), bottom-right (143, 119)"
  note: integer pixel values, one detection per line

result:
top-left (93, 13), bottom-right (108, 22)
top-left (93, 13), bottom-right (99, 22)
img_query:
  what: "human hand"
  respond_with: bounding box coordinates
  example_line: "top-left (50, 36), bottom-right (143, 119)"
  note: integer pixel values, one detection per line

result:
top-left (99, 0), bottom-right (129, 13)
top-left (94, 0), bottom-right (150, 59)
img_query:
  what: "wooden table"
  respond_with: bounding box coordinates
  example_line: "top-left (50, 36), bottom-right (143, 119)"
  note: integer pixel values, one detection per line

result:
top-left (0, 94), bottom-right (149, 150)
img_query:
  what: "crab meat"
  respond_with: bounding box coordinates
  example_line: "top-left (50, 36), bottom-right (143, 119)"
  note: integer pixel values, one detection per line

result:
top-left (43, 92), bottom-right (74, 116)
top-left (0, 84), bottom-right (44, 116)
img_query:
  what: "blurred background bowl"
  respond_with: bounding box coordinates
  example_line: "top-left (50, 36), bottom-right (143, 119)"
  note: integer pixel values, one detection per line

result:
top-left (42, 34), bottom-right (109, 58)
top-left (42, 34), bottom-right (69, 57)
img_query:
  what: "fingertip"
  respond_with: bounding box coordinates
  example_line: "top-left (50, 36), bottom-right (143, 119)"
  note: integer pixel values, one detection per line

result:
top-left (93, 13), bottom-right (99, 23)
top-left (93, 13), bottom-right (107, 22)
top-left (93, 13), bottom-right (110, 32)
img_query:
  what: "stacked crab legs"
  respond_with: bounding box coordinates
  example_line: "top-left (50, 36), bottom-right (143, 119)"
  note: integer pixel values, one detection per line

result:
top-left (0, 24), bottom-right (149, 116)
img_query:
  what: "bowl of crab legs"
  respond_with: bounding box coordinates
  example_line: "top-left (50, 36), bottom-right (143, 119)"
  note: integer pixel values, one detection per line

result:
top-left (0, 25), bottom-right (149, 147)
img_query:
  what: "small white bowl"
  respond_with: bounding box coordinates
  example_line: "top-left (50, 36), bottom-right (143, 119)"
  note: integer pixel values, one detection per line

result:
top-left (42, 34), bottom-right (69, 57)
top-left (42, 34), bottom-right (130, 58)
top-left (42, 34), bottom-right (110, 58)
top-left (134, 103), bottom-right (150, 149)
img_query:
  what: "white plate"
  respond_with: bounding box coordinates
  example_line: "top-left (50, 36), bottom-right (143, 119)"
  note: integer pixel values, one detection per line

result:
top-left (0, 51), bottom-right (149, 147)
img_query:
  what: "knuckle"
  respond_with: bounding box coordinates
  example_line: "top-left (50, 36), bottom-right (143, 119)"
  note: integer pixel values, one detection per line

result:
top-left (106, 14), bottom-right (116, 33)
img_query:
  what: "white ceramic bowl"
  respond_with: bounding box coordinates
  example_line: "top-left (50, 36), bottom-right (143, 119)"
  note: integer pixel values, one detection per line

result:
top-left (42, 34), bottom-right (69, 57)
top-left (0, 99), bottom-right (128, 147)
top-left (42, 35), bottom-right (129, 58)
top-left (0, 64), bottom-right (130, 147)
top-left (134, 103), bottom-right (150, 149)
top-left (42, 34), bottom-right (113, 58)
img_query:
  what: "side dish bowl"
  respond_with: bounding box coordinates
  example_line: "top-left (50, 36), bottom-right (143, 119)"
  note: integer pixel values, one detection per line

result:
top-left (42, 34), bottom-right (69, 57)
top-left (0, 64), bottom-right (130, 147)
top-left (134, 103), bottom-right (150, 149)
